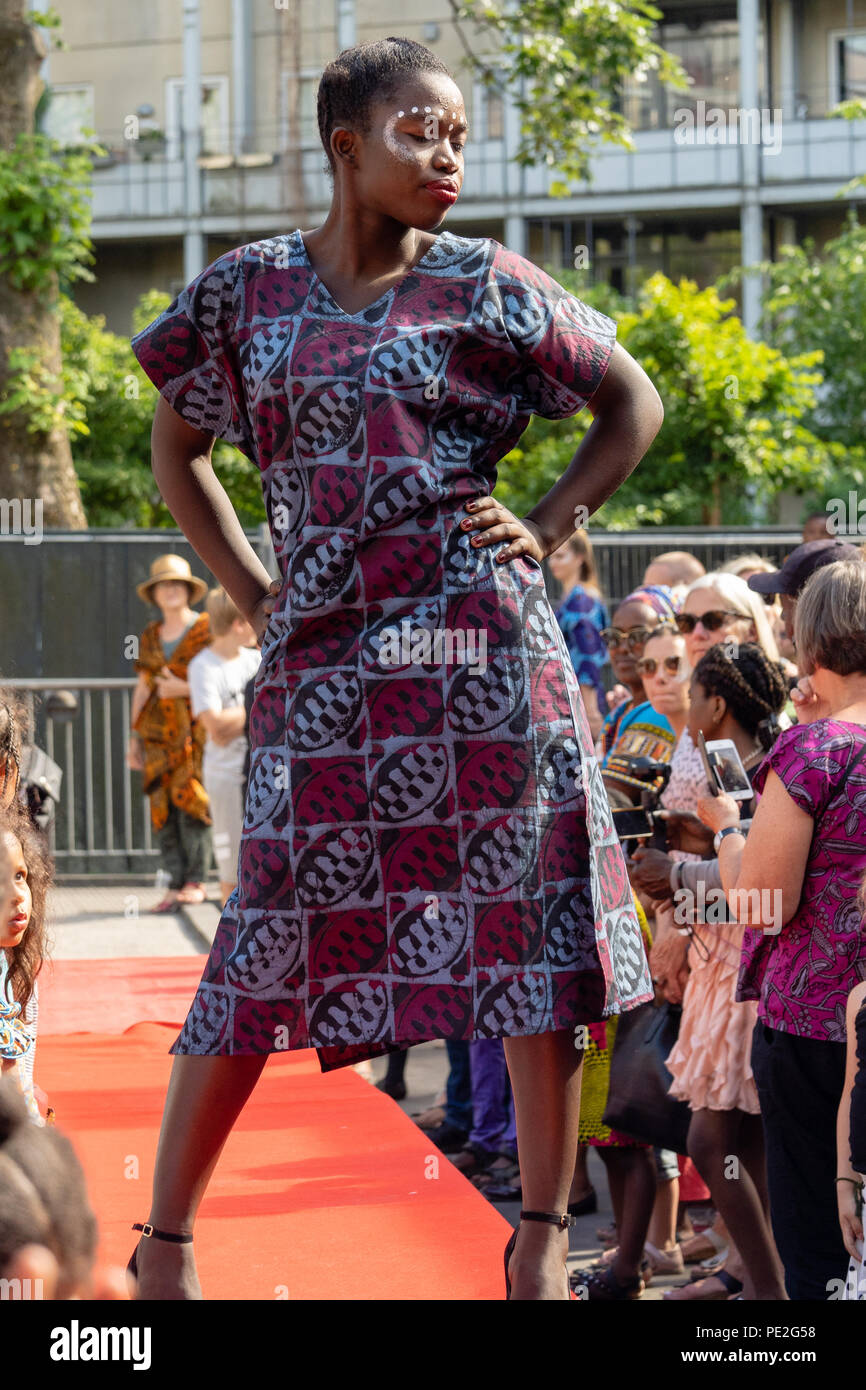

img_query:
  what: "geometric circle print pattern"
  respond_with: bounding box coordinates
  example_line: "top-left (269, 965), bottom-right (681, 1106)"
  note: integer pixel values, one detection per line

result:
top-left (130, 226), bottom-right (652, 1072)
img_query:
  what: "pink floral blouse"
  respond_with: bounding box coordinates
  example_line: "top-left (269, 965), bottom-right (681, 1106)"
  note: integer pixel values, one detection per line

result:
top-left (736, 720), bottom-right (866, 1042)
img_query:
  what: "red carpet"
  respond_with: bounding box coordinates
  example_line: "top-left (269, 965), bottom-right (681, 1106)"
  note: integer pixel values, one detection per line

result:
top-left (36, 959), bottom-right (510, 1299)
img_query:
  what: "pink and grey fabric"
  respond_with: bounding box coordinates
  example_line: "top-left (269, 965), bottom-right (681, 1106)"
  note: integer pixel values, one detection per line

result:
top-left (131, 228), bottom-right (653, 1071)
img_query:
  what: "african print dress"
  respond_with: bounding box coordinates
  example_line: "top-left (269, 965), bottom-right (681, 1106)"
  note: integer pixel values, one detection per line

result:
top-left (132, 615), bottom-right (212, 833)
top-left (130, 227), bottom-right (653, 1071)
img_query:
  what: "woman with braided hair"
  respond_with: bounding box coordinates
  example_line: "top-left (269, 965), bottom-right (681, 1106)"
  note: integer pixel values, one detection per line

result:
top-left (662, 642), bottom-right (789, 1301)
top-left (128, 35), bottom-right (664, 1299)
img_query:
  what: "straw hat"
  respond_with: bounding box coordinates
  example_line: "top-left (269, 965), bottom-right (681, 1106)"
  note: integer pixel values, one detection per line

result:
top-left (136, 554), bottom-right (208, 606)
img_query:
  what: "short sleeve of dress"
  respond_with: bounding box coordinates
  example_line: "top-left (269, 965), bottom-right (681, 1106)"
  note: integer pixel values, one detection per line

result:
top-left (750, 721), bottom-right (849, 819)
top-left (487, 242), bottom-right (617, 420)
top-left (130, 247), bottom-right (256, 463)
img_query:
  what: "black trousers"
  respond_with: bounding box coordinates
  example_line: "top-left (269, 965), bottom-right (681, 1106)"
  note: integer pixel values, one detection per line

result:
top-left (751, 1021), bottom-right (849, 1300)
top-left (154, 802), bottom-right (213, 890)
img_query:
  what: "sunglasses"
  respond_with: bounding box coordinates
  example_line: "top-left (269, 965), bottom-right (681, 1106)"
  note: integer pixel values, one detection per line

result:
top-left (600, 626), bottom-right (655, 650)
top-left (636, 655), bottom-right (684, 677)
top-left (675, 610), bottom-right (742, 634)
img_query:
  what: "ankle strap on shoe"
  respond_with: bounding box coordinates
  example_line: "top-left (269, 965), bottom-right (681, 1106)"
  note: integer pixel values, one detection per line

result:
top-left (132, 1222), bottom-right (194, 1243)
top-left (519, 1210), bottom-right (575, 1229)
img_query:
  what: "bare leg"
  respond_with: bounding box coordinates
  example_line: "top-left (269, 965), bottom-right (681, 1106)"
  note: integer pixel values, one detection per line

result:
top-left (503, 1029), bottom-right (583, 1300)
top-left (687, 1109), bottom-right (787, 1301)
top-left (647, 1175), bottom-right (679, 1251)
top-left (132, 1053), bottom-right (268, 1299)
top-left (597, 1147), bottom-right (656, 1282)
top-left (568, 1143), bottom-right (594, 1204)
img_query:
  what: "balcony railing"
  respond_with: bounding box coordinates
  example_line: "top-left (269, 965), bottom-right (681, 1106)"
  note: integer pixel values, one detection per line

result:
top-left (79, 87), bottom-right (866, 228)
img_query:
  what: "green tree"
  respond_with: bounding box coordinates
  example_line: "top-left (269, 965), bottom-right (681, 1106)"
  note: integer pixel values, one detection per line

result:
top-left (58, 290), bottom-right (265, 528)
top-left (495, 273), bottom-right (839, 527)
top-left (0, 0), bottom-right (96, 526)
top-left (449, 0), bottom-right (688, 192)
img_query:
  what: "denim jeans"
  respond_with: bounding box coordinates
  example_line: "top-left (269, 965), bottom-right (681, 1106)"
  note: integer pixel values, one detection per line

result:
top-left (468, 1039), bottom-right (517, 1155)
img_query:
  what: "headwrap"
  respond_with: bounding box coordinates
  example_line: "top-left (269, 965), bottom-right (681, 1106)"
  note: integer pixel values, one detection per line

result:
top-left (621, 584), bottom-right (679, 619)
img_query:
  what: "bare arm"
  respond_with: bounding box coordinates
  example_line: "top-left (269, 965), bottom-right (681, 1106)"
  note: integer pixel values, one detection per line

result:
top-left (700, 773), bottom-right (813, 928)
top-left (198, 707), bottom-right (247, 745)
top-left (524, 343), bottom-right (664, 555)
top-left (150, 396), bottom-right (273, 623)
top-left (837, 980), bottom-right (866, 1260)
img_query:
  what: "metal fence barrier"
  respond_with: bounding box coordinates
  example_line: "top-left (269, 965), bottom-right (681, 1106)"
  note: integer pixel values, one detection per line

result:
top-left (1, 528), bottom-right (809, 872)
top-left (2, 677), bottom-right (165, 876)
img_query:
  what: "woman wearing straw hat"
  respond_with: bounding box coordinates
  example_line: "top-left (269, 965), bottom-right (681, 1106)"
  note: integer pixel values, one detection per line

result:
top-left (127, 555), bottom-right (214, 912)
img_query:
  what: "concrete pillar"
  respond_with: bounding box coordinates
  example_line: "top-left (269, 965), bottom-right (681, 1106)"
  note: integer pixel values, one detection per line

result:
top-left (505, 215), bottom-right (526, 255)
top-left (232, 0), bottom-right (255, 156)
top-left (777, 0), bottom-right (797, 119)
top-left (336, 0), bottom-right (356, 50)
top-left (738, 0), bottom-right (763, 336)
top-left (182, 0), bottom-right (205, 281)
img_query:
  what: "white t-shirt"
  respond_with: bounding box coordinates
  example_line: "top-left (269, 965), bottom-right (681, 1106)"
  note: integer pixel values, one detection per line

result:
top-left (188, 645), bottom-right (261, 778)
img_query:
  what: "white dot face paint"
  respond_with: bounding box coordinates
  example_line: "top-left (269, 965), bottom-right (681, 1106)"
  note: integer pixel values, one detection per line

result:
top-left (382, 111), bottom-right (423, 166)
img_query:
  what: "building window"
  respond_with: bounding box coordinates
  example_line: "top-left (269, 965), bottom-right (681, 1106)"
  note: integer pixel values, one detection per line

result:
top-left (165, 77), bottom-right (230, 160)
top-left (619, 15), bottom-right (761, 132)
top-left (528, 217), bottom-right (743, 298)
top-left (39, 84), bottom-right (95, 146)
top-left (831, 31), bottom-right (866, 104)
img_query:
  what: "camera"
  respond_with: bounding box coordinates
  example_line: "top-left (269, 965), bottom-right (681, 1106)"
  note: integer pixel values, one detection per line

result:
top-left (606, 756), bottom-right (671, 851)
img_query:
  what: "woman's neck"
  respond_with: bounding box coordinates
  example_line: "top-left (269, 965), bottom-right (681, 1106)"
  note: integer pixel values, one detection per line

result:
top-left (665, 709), bottom-right (688, 739)
top-left (720, 715), bottom-right (762, 764)
top-left (821, 671), bottom-right (866, 723)
top-left (159, 608), bottom-right (195, 634)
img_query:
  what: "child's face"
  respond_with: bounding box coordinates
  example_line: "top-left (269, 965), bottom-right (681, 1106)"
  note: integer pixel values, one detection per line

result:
top-left (1, 832), bottom-right (31, 950)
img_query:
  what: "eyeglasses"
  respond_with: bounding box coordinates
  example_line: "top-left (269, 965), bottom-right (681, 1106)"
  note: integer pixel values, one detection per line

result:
top-left (675, 610), bottom-right (742, 635)
top-left (600, 626), bottom-right (654, 650)
top-left (636, 655), bottom-right (684, 677)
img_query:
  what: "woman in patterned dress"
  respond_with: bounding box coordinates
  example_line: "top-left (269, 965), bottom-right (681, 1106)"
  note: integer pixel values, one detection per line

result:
top-left (127, 37), bottom-right (664, 1301)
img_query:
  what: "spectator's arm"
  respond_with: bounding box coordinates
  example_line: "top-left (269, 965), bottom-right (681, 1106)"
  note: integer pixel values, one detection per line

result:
top-left (705, 772), bottom-right (812, 928)
top-left (198, 707), bottom-right (246, 744)
top-left (837, 981), bottom-right (866, 1260)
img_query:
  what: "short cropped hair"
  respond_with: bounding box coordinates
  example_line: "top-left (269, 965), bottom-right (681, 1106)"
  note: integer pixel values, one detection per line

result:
top-left (205, 586), bottom-right (243, 638)
top-left (794, 560), bottom-right (866, 676)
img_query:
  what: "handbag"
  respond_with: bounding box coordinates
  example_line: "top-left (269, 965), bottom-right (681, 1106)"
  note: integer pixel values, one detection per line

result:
top-left (602, 1000), bottom-right (692, 1154)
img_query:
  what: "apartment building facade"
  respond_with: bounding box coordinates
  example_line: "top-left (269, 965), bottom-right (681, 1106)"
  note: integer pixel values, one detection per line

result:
top-left (36, 0), bottom-right (866, 337)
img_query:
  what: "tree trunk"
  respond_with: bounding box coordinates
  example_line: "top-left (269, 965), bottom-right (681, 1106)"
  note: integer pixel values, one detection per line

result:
top-left (0, 0), bottom-right (87, 529)
top-left (701, 474), bottom-right (723, 526)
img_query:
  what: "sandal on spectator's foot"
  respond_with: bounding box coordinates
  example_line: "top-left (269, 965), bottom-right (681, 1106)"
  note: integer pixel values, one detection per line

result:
top-left (176, 882), bottom-right (207, 904)
top-left (571, 1263), bottom-right (645, 1300)
top-left (689, 1252), bottom-right (727, 1281)
top-left (452, 1143), bottom-right (503, 1179)
top-left (644, 1240), bottom-right (686, 1275)
top-left (411, 1104), bottom-right (445, 1127)
top-left (664, 1269), bottom-right (744, 1301)
top-left (150, 895), bottom-right (179, 914)
top-left (504, 1209), bottom-right (575, 1300)
top-left (681, 1227), bottom-right (727, 1264)
top-left (591, 1246), bottom-right (653, 1284)
top-left (418, 1119), bottom-right (468, 1152)
top-left (126, 1222), bottom-right (194, 1294)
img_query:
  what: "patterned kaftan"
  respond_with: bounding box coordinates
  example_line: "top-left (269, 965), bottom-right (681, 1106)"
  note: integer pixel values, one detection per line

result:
top-left (130, 227), bottom-right (653, 1071)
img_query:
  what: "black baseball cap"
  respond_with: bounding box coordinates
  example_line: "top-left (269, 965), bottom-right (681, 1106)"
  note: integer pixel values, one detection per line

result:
top-left (747, 538), bottom-right (863, 597)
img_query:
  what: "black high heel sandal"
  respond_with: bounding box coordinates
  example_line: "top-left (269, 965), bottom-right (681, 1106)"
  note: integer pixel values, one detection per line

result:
top-left (127, 1222), bottom-right (194, 1288)
top-left (504, 1209), bottom-right (576, 1300)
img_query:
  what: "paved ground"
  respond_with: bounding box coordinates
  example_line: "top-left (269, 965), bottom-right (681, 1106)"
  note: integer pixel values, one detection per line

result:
top-left (47, 877), bottom-right (699, 1299)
